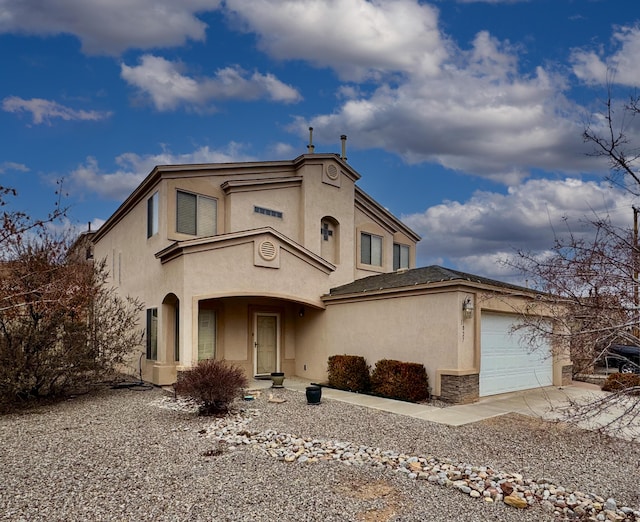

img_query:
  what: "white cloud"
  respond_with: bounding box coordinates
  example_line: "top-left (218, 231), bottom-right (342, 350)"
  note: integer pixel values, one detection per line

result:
top-left (571, 25), bottom-right (640, 87)
top-left (0, 161), bottom-right (29, 174)
top-left (269, 142), bottom-right (296, 158)
top-left (2, 96), bottom-right (112, 125)
top-left (292, 31), bottom-right (597, 183)
top-left (0, 0), bottom-right (221, 55)
top-left (403, 178), bottom-right (635, 279)
top-left (121, 55), bottom-right (302, 111)
top-left (225, 0), bottom-right (447, 81)
top-left (67, 143), bottom-right (256, 200)
top-left (456, 0), bottom-right (529, 3)
top-left (219, 0), bottom-right (606, 182)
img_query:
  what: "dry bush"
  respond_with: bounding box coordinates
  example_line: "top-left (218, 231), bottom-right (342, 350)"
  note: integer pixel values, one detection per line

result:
top-left (174, 359), bottom-right (248, 415)
top-left (327, 355), bottom-right (370, 392)
top-left (0, 237), bottom-right (142, 412)
top-left (370, 359), bottom-right (429, 402)
top-left (601, 373), bottom-right (640, 395)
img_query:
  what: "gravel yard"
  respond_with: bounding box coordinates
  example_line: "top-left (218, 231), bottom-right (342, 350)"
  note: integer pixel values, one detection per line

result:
top-left (1, 385), bottom-right (639, 521)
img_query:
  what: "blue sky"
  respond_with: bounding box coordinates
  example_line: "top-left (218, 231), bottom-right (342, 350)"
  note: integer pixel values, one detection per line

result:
top-left (1, 0), bottom-right (640, 281)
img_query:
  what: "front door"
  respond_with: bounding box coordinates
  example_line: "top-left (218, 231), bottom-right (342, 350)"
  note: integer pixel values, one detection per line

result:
top-left (253, 312), bottom-right (280, 376)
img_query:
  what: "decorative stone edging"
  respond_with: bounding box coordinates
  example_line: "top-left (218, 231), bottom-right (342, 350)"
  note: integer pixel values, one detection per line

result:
top-left (200, 409), bottom-right (639, 522)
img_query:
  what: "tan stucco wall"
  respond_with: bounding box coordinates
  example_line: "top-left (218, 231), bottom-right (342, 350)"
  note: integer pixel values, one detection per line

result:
top-left (298, 161), bottom-right (357, 287)
top-left (294, 307), bottom-right (330, 380)
top-left (181, 238), bottom-right (330, 307)
top-left (301, 291), bottom-right (468, 396)
top-left (94, 180), bottom-right (179, 382)
top-left (226, 185), bottom-right (302, 241)
top-left (301, 288), bottom-right (569, 397)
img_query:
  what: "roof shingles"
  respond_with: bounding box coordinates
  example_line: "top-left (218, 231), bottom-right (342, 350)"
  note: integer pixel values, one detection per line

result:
top-left (327, 265), bottom-right (530, 296)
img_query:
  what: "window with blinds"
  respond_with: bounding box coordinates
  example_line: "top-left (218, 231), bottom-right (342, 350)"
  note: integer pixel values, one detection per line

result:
top-left (176, 190), bottom-right (217, 236)
top-left (393, 243), bottom-right (409, 270)
top-left (361, 232), bottom-right (382, 266)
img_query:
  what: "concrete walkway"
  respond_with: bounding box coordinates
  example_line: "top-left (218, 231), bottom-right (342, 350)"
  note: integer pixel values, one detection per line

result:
top-left (249, 377), bottom-right (637, 437)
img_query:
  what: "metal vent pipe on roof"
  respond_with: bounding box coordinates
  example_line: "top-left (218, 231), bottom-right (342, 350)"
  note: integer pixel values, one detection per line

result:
top-left (307, 127), bottom-right (315, 154)
top-left (341, 134), bottom-right (347, 161)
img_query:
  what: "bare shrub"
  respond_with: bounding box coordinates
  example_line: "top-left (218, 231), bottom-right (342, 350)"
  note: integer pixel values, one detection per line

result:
top-left (370, 359), bottom-right (429, 402)
top-left (602, 373), bottom-right (640, 395)
top-left (0, 188), bottom-right (143, 412)
top-left (327, 355), bottom-right (370, 392)
top-left (174, 359), bottom-right (248, 415)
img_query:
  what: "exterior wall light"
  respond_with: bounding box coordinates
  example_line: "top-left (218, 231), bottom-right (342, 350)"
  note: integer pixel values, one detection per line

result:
top-left (462, 297), bottom-right (474, 319)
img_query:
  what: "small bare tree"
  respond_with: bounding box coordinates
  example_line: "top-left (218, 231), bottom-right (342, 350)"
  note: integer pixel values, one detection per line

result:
top-left (0, 187), bottom-right (143, 410)
top-left (507, 85), bottom-right (640, 437)
top-left (511, 216), bottom-right (636, 375)
top-left (583, 87), bottom-right (640, 195)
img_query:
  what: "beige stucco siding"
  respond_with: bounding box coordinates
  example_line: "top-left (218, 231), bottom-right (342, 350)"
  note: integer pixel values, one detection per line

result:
top-left (179, 240), bottom-right (330, 308)
top-left (225, 185), bottom-right (302, 240)
top-left (94, 183), bottom-right (186, 382)
top-left (314, 291), bottom-right (467, 396)
top-left (294, 307), bottom-right (329, 381)
top-left (299, 162), bottom-right (357, 287)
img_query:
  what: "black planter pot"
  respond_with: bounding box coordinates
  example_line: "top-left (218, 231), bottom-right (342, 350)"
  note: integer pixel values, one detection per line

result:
top-left (306, 385), bottom-right (322, 404)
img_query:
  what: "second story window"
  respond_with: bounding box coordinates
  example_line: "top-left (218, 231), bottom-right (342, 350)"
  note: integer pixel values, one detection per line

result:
top-left (147, 191), bottom-right (159, 238)
top-left (177, 190), bottom-right (217, 236)
top-left (361, 232), bottom-right (382, 266)
top-left (393, 243), bottom-right (409, 270)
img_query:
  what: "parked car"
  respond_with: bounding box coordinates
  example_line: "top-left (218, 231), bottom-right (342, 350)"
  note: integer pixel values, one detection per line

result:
top-left (606, 345), bottom-right (640, 374)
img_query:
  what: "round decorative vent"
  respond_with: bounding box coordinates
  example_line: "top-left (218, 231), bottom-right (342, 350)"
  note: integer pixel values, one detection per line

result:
top-left (259, 240), bottom-right (277, 261)
top-left (326, 164), bottom-right (339, 180)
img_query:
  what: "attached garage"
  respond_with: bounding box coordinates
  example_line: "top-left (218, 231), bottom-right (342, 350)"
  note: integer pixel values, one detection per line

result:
top-left (324, 266), bottom-right (571, 403)
top-left (480, 312), bottom-right (553, 396)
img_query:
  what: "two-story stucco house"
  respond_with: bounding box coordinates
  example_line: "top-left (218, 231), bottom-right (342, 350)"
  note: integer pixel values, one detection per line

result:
top-left (92, 146), bottom-right (571, 403)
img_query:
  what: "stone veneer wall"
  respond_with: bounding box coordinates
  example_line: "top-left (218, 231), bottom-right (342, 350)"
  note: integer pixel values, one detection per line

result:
top-left (561, 364), bottom-right (573, 386)
top-left (439, 373), bottom-right (479, 404)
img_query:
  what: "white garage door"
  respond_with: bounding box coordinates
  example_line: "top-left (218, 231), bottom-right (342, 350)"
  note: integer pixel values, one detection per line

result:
top-left (480, 313), bottom-right (553, 396)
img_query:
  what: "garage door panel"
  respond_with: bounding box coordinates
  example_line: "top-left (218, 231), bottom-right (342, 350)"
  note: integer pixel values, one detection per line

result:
top-left (480, 313), bottom-right (552, 396)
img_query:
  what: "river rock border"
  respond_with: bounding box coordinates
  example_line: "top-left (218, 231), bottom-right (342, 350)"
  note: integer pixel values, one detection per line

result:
top-left (198, 408), bottom-right (639, 522)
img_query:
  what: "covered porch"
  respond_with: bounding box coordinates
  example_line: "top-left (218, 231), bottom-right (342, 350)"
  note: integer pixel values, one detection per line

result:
top-left (148, 294), bottom-right (323, 385)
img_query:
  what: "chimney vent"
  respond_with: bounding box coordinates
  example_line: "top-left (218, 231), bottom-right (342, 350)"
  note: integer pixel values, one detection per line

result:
top-left (307, 127), bottom-right (315, 154)
top-left (340, 135), bottom-right (347, 161)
